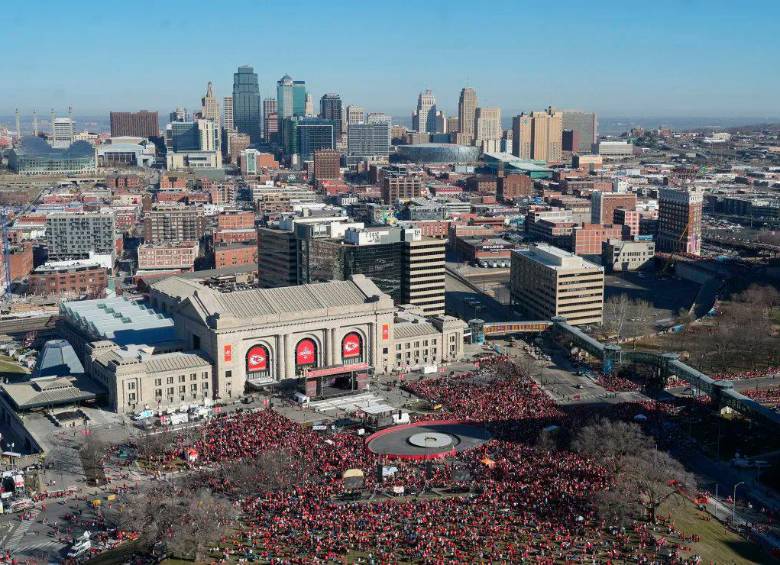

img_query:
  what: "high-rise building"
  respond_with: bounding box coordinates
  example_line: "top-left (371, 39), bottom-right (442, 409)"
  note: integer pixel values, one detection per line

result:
top-left (293, 80), bottom-right (307, 117)
top-left (165, 119), bottom-right (222, 169)
top-left (591, 191), bottom-right (637, 224)
top-left (657, 187), bottom-right (703, 256)
top-left (511, 108), bottom-right (562, 163)
top-left (510, 243), bottom-right (604, 326)
top-left (512, 114), bottom-right (532, 159)
top-left (143, 204), bottom-right (206, 244)
top-left (46, 212), bottom-right (116, 260)
top-left (223, 97), bottom-right (234, 131)
top-left (282, 117), bottom-right (335, 161)
top-left (457, 87), bottom-right (478, 142)
top-left (257, 227), bottom-right (299, 288)
top-left (110, 111), bottom-right (159, 138)
top-left (51, 117), bottom-right (75, 149)
top-left (262, 98), bottom-right (277, 141)
top-left (304, 93), bottom-right (315, 117)
top-left (435, 111), bottom-right (447, 134)
top-left (475, 107), bottom-right (502, 152)
top-left (313, 149), bottom-right (341, 181)
top-left (562, 111), bottom-right (598, 154)
top-left (169, 107), bottom-right (188, 123)
top-left (232, 65), bottom-right (262, 142)
top-left (347, 121), bottom-right (391, 164)
top-left (319, 94), bottom-right (343, 138)
top-left (412, 90), bottom-right (437, 134)
top-left (346, 105), bottom-right (365, 125)
top-left (201, 82), bottom-right (220, 127)
top-left (276, 75), bottom-right (294, 120)
top-left (446, 116), bottom-right (459, 135)
top-left (401, 236), bottom-right (446, 316)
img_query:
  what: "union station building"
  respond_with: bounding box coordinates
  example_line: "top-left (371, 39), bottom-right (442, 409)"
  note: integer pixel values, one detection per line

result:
top-left (60, 274), bottom-right (466, 413)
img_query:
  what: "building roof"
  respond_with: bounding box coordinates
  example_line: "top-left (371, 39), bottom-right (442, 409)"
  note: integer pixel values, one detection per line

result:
top-left (516, 243), bottom-right (603, 271)
top-left (142, 352), bottom-right (211, 373)
top-left (394, 321), bottom-right (437, 339)
top-left (152, 274), bottom-right (393, 326)
top-left (34, 339), bottom-right (84, 378)
top-left (14, 136), bottom-right (94, 158)
top-left (2, 374), bottom-right (104, 411)
top-left (60, 296), bottom-right (176, 347)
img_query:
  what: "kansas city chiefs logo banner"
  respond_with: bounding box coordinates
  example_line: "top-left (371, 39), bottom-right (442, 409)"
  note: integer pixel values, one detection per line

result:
top-left (342, 333), bottom-right (361, 358)
top-left (246, 345), bottom-right (268, 371)
top-left (296, 339), bottom-right (316, 365)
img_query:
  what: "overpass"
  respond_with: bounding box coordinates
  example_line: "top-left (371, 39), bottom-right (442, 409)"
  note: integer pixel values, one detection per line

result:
top-left (549, 317), bottom-right (780, 429)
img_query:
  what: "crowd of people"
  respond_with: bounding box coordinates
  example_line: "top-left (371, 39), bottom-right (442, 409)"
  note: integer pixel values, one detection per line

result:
top-left (742, 387), bottom-right (780, 405)
top-left (596, 373), bottom-right (642, 392)
top-left (127, 357), bottom-right (708, 563)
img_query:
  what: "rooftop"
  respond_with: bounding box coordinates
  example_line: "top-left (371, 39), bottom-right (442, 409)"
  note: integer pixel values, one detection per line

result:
top-left (34, 339), bottom-right (84, 378)
top-left (516, 243), bottom-right (603, 271)
top-left (60, 296), bottom-right (176, 347)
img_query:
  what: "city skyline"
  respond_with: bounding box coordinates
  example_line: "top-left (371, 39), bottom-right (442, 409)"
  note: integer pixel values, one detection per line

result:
top-left (3, 0), bottom-right (780, 119)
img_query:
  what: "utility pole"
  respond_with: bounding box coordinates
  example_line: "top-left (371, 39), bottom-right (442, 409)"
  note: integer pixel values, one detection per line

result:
top-left (732, 481), bottom-right (744, 526)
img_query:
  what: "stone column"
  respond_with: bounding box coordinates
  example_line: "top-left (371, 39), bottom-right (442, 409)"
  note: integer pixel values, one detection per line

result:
top-left (330, 328), bottom-right (338, 366)
top-left (283, 333), bottom-right (291, 379)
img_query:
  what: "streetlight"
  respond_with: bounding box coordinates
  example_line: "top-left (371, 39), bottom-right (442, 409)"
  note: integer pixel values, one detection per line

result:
top-left (732, 481), bottom-right (745, 526)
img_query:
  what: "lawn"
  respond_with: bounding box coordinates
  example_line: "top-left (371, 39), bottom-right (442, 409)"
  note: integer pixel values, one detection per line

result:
top-left (661, 494), bottom-right (778, 564)
top-left (0, 355), bottom-right (27, 375)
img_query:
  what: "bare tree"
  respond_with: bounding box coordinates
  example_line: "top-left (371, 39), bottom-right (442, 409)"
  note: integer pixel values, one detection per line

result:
top-left (604, 296), bottom-right (655, 340)
top-left (80, 435), bottom-right (107, 486)
top-left (574, 419), bottom-right (695, 524)
top-left (572, 419), bottom-right (653, 473)
top-left (118, 482), bottom-right (236, 561)
top-left (134, 430), bottom-right (175, 463)
top-left (218, 449), bottom-right (311, 497)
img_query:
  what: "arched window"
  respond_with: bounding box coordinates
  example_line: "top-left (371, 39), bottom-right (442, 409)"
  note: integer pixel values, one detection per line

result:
top-left (295, 338), bottom-right (318, 373)
top-left (341, 332), bottom-right (364, 364)
top-left (246, 344), bottom-right (271, 379)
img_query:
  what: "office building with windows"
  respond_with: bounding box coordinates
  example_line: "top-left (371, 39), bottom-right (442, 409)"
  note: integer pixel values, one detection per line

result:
top-left (232, 65), bottom-right (262, 142)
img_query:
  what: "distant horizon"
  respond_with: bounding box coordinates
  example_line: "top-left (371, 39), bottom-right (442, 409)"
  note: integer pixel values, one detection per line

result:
top-left (3, 0), bottom-right (779, 119)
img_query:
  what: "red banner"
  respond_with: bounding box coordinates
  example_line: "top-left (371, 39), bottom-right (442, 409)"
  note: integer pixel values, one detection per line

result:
top-left (246, 345), bottom-right (268, 372)
top-left (382, 323), bottom-right (389, 341)
top-left (296, 339), bottom-right (316, 366)
top-left (342, 332), bottom-right (361, 359)
top-left (223, 344), bottom-right (232, 362)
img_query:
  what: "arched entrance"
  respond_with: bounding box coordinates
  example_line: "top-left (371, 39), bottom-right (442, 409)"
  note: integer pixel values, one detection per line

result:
top-left (246, 344), bottom-right (272, 380)
top-left (295, 338), bottom-right (318, 374)
top-left (341, 332), bottom-right (364, 364)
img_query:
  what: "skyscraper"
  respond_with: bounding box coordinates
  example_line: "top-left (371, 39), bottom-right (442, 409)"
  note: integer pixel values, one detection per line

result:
top-left (277, 75), bottom-right (294, 120)
top-left (232, 65), bottom-right (262, 142)
top-left (304, 93), bottom-right (315, 117)
top-left (223, 97), bottom-right (234, 131)
top-left (412, 90), bottom-right (437, 134)
top-left (475, 107), bottom-right (501, 152)
top-left (562, 111), bottom-right (598, 153)
top-left (263, 98), bottom-right (277, 141)
top-left (458, 87), bottom-right (478, 142)
top-left (347, 121), bottom-right (390, 164)
top-left (201, 82), bottom-right (220, 127)
top-left (511, 108), bottom-right (562, 163)
top-left (319, 94), bottom-right (343, 138)
top-left (282, 117), bottom-right (334, 161)
top-left (293, 80), bottom-right (307, 116)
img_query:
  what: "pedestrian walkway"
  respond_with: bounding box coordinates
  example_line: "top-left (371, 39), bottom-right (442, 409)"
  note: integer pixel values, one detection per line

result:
top-left (309, 393), bottom-right (390, 415)
top-left (3, 507), bottom-right (40, 550)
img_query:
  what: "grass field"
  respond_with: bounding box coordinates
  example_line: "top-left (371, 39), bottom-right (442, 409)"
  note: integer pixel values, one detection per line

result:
top-left (0, 355), bottom-right (26, 375)
top-left (661, 495), bottom-right (778, 564)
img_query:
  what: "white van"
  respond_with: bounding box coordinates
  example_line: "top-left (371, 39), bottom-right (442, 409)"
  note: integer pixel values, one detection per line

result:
top-left (293, 392), bottom-right (310, 405)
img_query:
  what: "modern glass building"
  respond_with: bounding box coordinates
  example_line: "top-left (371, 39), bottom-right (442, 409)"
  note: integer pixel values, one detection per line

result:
top-left (232, 65), bottom-right (262, 143)
top-left (282, 117), bottom-right (335, 161)
top-left (347, 122), bottom-right (390, 165)
top-left (395, 143), bottom-right (479, 164)
top-left (8, 137), bottom-right (96, 175)
top-left (319, 94), bottom-right (343, 137)
top-left (277, 75), bottom-right (307, 120)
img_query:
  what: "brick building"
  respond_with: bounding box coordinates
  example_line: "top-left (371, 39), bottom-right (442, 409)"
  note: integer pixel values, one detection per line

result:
top-left (313, 149), bottom-right (341, 181)
top-left (497, 174), bottom-right (534, 201)
top-left (214, 242), bottom-right (258, 269)
top-left (137, 241), bottom-right (199, 271)
top-left (465, 175), bottom-right (498, 194)
top-left (572, 223), bottom-right (624, 256)
top-left (29, 262), bottom-right (108, 298)
top-left (143, 204), bottom-right (206, 244)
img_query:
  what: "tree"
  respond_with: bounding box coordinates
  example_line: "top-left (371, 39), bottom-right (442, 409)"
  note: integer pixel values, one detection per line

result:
top-left (573, 419), bottom-right (695, 525)
top-left (80, 435), bottom-right (107, 486)
top-left (118, 482), bottom-right (236, 561)
top-left (217, 449), bottom-right (311, 497)
top-left (603, 296), bottom-right (655, 340)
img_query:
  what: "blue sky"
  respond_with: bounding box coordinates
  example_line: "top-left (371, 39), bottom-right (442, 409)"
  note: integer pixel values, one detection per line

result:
top-left (4, 0), bottom-right (779, 119)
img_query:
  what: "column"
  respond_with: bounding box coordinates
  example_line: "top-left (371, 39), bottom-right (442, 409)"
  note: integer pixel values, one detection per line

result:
top-left (283, 334), bottom-right (291, 379)
top-left (330, 328), bottom-right (337, 366)
top-left (325, 329), bottom-right (334, 366)
top-left (275, 335), bottom-right (283, 381)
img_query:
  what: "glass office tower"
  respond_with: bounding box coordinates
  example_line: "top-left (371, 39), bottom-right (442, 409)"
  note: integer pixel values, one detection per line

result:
top-left (232, 65), bottom-right (262, 143)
